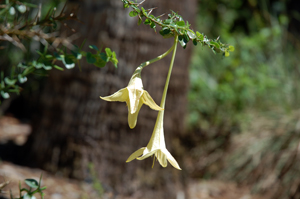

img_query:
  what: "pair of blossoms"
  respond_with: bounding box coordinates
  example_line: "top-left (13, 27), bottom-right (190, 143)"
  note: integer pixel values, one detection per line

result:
top-left (100, 70), bottom-right (181, 170)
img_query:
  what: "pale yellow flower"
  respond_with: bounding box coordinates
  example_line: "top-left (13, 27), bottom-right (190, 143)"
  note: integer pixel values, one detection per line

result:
top-left (126, 110), bottom-right (181, 170)
top-left (100, 72), bottom-right (163, 129)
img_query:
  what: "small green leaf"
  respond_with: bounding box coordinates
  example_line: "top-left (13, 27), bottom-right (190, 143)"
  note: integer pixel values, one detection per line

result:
top-left (94, 59), bottom-right (106, 68)
top-left (176, 21), bottom-right (185, 27)
top-left (187, 30), bottom-right (196, 39)
top-left (183, 34), bottom-right (189, 43)
top-left (62, 56), bottom-right (75, 69)
top-left (43, 65), bottom-right (52, 70)
top-left (178, 35), bottom-right (187, 49)
top-left (138, 17), bottom-right (142, 25)
top-left (1, 91), bottom-right (9, 99)
top-left (111, 52), bottom-right (118, 68)
top-left (25, 179), bottom-right (39, 189)
top-left (18, 62), bottom-right (26, 68)
top-left (36, 50), bottom-right (44, 57)
top-left (210, 41), bottom-right (220, 49)
top-left (23, 193), bottom-right (37, 199)
top-left (111, 60), bottom-right (118, 68)
top-left (89, 45), bottom-right (99, 51)
top-left (18, 74), bottom-right (27, 83)
top-left (71, 50), bottom-right (82, 60)
top-left (16, 5), bottom-right (26, 13)
top-left (9, 7), bottom-right (16, 15)
top-left (141, 7), bottom-right (148, 16)
top-left (228, 45), bottom-right (235, 52)
top-left (160, 27), bottom-right (170, 35)
top-left (144, 18), bottom-right (151, 25)
top-left (131, 5), bottom-right (138, 10)
top-left (53, 52), bottom-right (62, 60)
top-left (23, 66), bottom-right (35, 76)
top-left (129, 11), bottom-right (138, 17)
top-left (163, 19), bottom-right (172, 24)
top-left (193, 39), bottom-right (197, 46)
top-left (150, 22), bottom-right (156, 29)
top-left (53, 65), bottom-right (64, 71)
top-left (45, 54), bottom-right (53, 59)
top-left (159, 27), bottom-right (173, 38)
top-left (149, 14), bottom-right (155, 19)
top-left (196, 31), bottom-right (204, 41)
top-left (99, 52), bottom-right (108, 62)
top-left (34, 62), bottom-right (44, 69)
top-left (4, 77), bottom-right (17, 85)
top-left (86, 52), bottom-right (96, 64)
top-left (105, 48), bottom-right (112, 57)
top-left (224, 51), bottom-right (230, 57)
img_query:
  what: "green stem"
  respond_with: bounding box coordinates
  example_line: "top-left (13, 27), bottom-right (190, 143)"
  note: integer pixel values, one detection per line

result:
top-left (150, 35), bottom-right (178, 148)
top-left (160, 35), bottom-right (178, 109)
top-left (132, 40), bottom-right (176, 77)
top-left (151, 34), bottom-right (178, 130)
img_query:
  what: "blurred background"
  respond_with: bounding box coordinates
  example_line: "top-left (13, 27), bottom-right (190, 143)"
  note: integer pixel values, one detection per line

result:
top-left (0, 0), bottom-right (300, 199)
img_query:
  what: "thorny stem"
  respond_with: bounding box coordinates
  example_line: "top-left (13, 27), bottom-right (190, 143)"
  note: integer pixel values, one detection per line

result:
top-left (123, 0), bottom-right (233, 56)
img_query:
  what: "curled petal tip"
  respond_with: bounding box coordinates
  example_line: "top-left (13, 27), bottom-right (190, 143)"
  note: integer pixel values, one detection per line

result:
top-left (128, 114), bottom-right (137, 129)
top-left (165, 150), bottom-right (181, 170)
top-left (126, 147), bottom-right (145, 163)
top-left (142, 91), bottom-right (164, 111)
top-left (129, 123), bottom-right (136, 129)
top-left (100, 88), bottom-right (128, 102)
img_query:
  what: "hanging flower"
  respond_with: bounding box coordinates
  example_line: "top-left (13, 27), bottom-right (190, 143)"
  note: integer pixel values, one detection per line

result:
top-left (126, 110), bottom-right (181, 170)
top-left (100, 72), bottom-right (163, 129)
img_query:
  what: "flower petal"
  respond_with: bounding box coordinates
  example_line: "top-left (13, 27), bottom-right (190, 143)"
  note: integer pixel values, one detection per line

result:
top-left (128, 86), bottom-right (143, 114)
top-left (137, 148), bottom-right (158, 160)
top-left (127, 100), bottom-right (143, 129)
top-left (163, 149), bottom-right (181, 170)
top-left (142, 91), bottom-right (164, 111)
top-left (126, 147), bottom-right (146, 162)
top-left (156, 150), bottom-right (168, 167)
top-left (100, 88), bottom-right (128, 102)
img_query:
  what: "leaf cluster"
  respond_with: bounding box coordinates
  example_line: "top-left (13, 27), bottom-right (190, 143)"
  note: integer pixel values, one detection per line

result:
top-left (0, 0), bottom-right (79, 50)
top-left (122, 0), bottom-right (234, 54)
top-left (0, 1), bottom-right (118, 103)
top-left (0, 42), bottom-right (118, 102)
top-left (10, 174), bottom-right (46, 199)
top-left (85, 45), bottom-right (118, 68)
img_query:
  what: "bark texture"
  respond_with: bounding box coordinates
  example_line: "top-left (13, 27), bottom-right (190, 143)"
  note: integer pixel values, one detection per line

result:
top-left (27, 0), bottom-right (196, 197)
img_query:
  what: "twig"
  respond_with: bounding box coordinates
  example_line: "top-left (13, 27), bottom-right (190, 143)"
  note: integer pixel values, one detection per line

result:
top-left (137, 0), bottom-right (146, 6)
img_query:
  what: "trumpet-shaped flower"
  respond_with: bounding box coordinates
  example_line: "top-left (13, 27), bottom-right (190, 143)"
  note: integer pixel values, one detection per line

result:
top-left (100, 72), bottom-right (163, 129)
top-left (126, 110), bottom-right (181, 170)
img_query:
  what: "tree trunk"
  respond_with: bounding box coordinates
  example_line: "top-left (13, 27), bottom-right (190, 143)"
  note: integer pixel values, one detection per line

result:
top-left (27, 0), bottom-right (196, 197)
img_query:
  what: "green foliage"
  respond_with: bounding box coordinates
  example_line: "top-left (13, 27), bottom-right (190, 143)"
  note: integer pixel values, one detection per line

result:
top-left (88, 163), bottom-right (104, 197)
top-left (0, 1), bottom-right (118, 104)
top-left (122, 0), bottom-right (234, 53)
top-left (10, 174), bottom-right (46, 199)
top-left (186, 1), bottom-right (300, 197)
top-left (0, 43), bottom-right (118, 103)
top-left (188, 0), bottom-right (299, 129)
